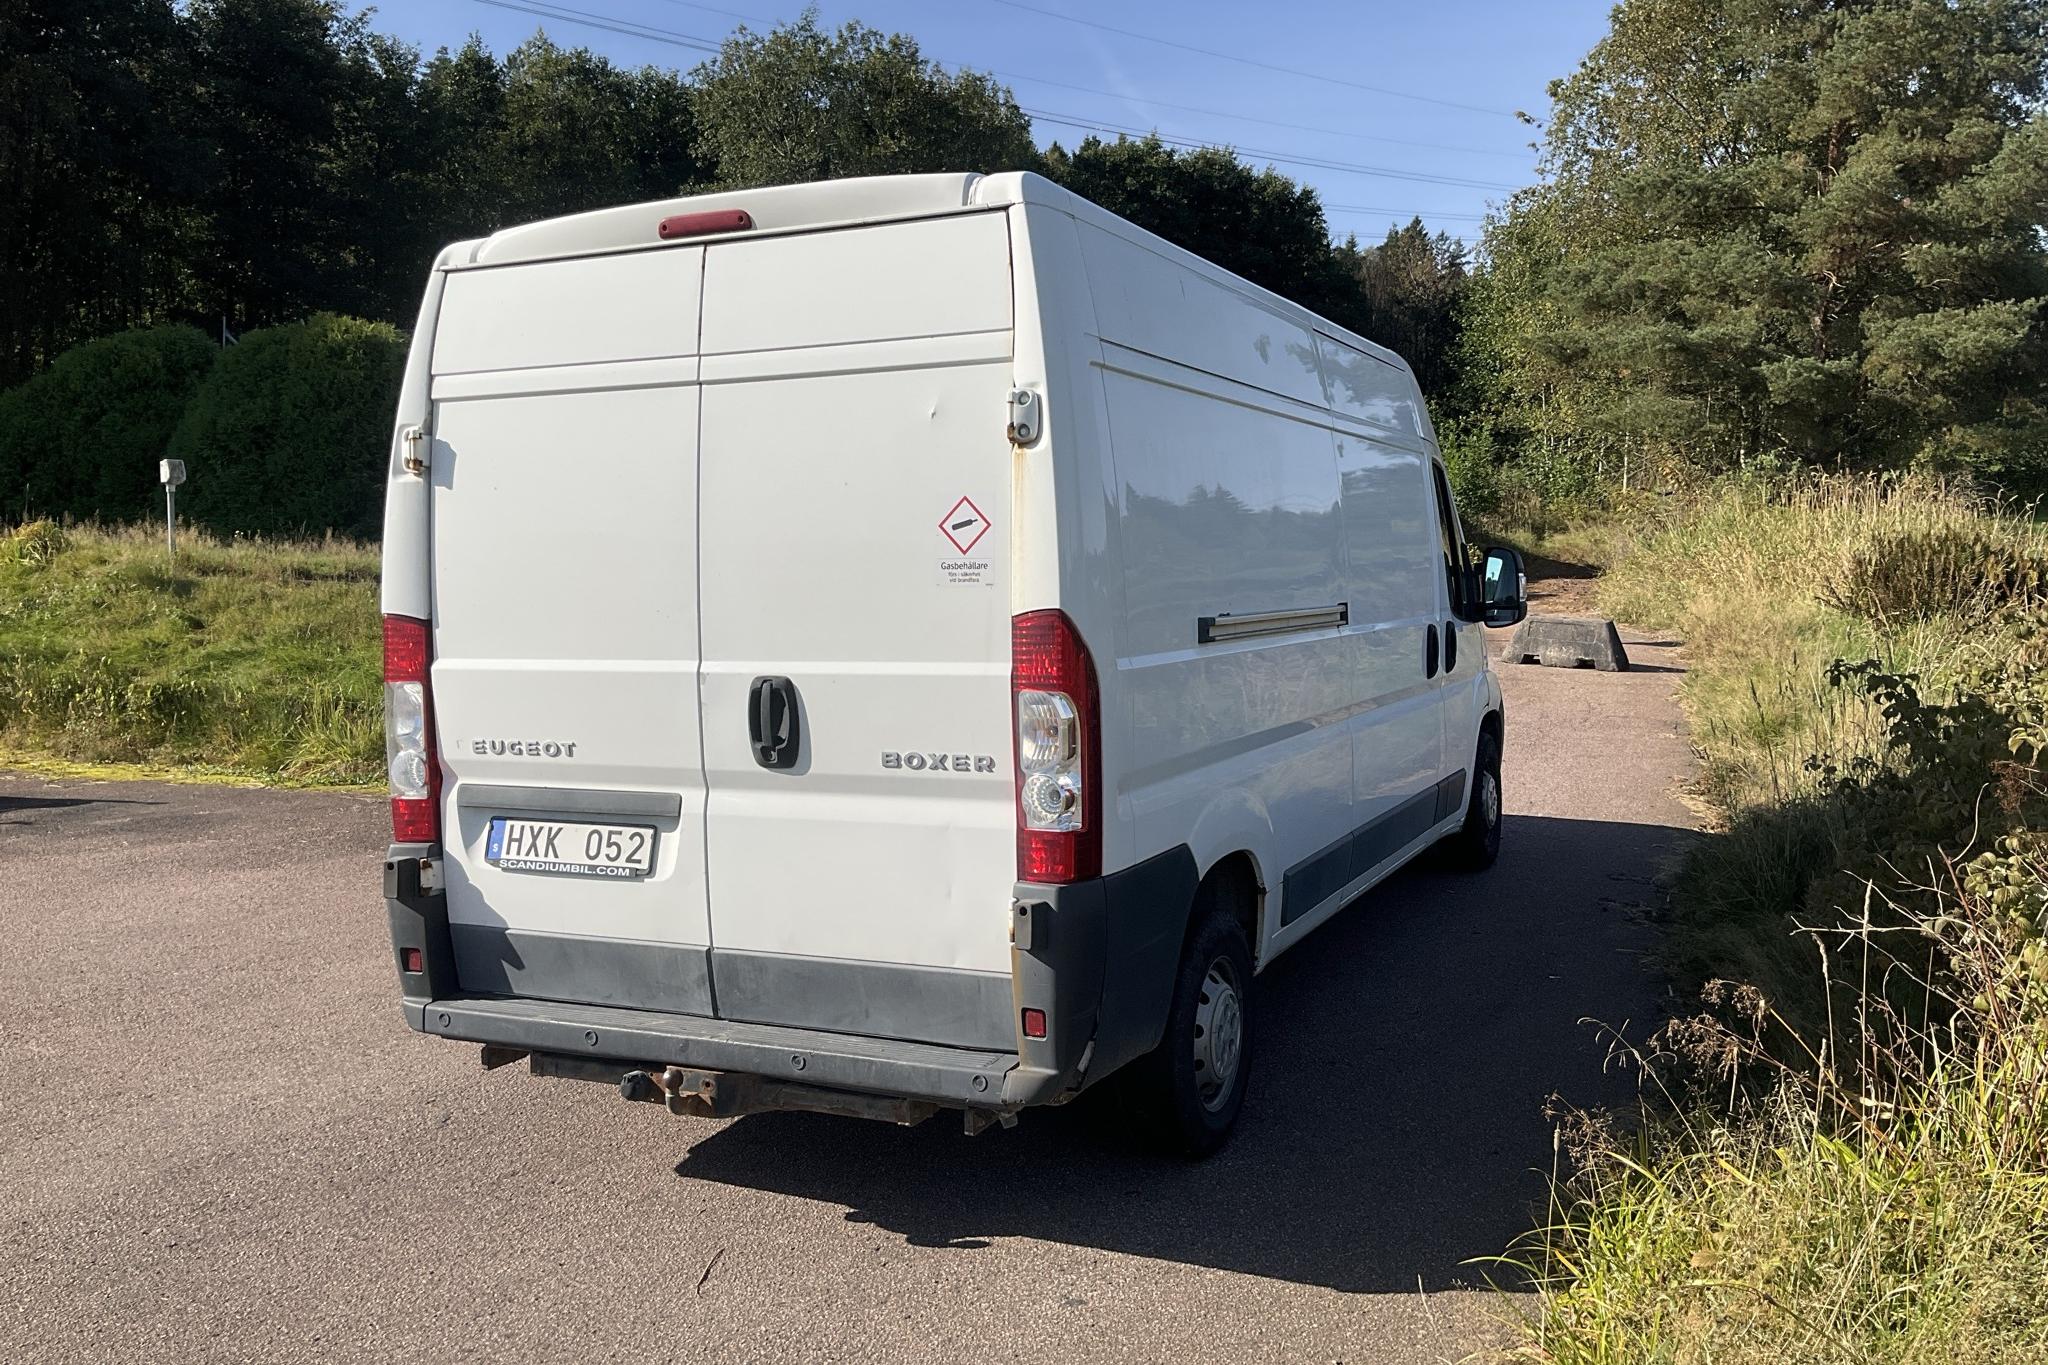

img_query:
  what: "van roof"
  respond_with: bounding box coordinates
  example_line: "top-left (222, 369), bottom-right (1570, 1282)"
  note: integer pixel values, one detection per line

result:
top-left (437, 171), bottom-right (1411, 377)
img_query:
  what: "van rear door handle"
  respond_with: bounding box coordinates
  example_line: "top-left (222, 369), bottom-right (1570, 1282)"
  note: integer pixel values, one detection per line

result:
top-left (749, 676), bottom-right (801, 770)
top-left (1443, 620), bottom-right (1457, 673)
top-left (1425, 624), bottom-right (1439, 679)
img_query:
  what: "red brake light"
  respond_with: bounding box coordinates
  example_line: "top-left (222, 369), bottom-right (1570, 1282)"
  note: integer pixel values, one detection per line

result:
top-left (383, 614), bottom-right (439, 845)
top-left (1021, 1008), bottom-right (1048, 1039)
top-left (1012, 609), bottom-right (1101, 884)
top-left (383, 614), bottom-right (429, 683)
top-left (657, 208), bottom-right (754, 240)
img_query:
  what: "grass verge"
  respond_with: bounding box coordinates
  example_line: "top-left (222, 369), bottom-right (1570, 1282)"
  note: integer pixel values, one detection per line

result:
top-left (0, 520), bottom-right (380, 786)
top-left (1512, 474), bottom-right (2048, 1363)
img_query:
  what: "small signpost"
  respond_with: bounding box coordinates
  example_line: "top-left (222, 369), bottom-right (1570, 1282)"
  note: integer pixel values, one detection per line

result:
top-left (160, 458), bottom-right (186, 561)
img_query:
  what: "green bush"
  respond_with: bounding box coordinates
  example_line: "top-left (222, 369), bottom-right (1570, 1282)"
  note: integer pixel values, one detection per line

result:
top-left (0, 326), bottom-right (218, 523)
top-left (1438, 419), bottom-right (1503, 517)
top-left (170, 313), bottom-right (406, 537)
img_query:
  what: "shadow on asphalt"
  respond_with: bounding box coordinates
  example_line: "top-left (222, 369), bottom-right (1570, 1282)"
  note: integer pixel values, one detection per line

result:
top-left (0, 794), bottom-right (162, 819)
top-left (671, 812), bottom-right (1693, 1294)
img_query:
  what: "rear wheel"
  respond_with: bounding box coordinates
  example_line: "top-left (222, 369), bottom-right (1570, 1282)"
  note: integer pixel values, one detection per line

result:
top-left (1441, 727), bottom-right (1503, 871)
top-left (1129, 895), bottom-right (1255, 1158)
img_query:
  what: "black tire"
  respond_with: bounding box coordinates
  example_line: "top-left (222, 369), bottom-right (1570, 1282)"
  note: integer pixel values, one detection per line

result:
top-left (1127, 896), bottom-right (1255, 1158)
top-left (1441, 726), bottom-right (1503, 870)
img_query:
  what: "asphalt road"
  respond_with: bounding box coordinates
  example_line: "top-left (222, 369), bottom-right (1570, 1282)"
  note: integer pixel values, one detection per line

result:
top-left (1, 628), bottom-right (1696, 1364)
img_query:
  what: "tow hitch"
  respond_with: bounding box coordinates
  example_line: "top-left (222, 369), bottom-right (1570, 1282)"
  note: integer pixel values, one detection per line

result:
top-left (614, 1063), bottom-right (943, 1127)
top-left (502, 1048), bottom-right (945, 1127)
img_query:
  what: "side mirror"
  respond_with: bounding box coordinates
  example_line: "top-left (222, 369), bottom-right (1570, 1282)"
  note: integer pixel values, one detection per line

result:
top-left (1479, 546), bottom-right (1528, 628)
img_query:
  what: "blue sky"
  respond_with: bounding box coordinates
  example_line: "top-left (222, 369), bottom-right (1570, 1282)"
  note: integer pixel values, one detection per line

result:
top-left (375, 0), bottom-right (1615, 245)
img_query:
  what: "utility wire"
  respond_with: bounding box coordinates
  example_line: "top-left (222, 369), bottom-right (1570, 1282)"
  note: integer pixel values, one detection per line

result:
top-left (652, 0), bottom-right (1533, 159)
top-left (1023, 109), bottom-right (1519, 190)
top-left (471, 0), bottom-right (722, 52)
top-left (1326, 204), bottom-right (1490, 222)
top-left (983, 0), bottom-right (1527, 120)
top-left (981, 69), bottom-right (1533, 162)
top-left (467, 0), bottom-right (1524, 203)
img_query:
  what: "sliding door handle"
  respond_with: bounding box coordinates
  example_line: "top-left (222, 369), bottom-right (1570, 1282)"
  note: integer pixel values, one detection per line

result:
top-left (1425, 624), bottom-right (1440, 679)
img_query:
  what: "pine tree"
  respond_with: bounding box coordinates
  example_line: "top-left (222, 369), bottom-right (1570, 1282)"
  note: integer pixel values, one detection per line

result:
top-left (1472, 0), bottom-right (2048, 489)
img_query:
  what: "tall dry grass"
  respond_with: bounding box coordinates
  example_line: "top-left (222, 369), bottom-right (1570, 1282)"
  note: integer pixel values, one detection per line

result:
top-left (1509, 474), bottom-right (2048, 1363)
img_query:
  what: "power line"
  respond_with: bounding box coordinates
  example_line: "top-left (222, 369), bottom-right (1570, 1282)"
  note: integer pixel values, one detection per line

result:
top-left (471, 0), bottom-right (722, 52)
top-left (976, 68), bottom-right (1532, 163)
top-left (649, 0), bottom-right (1534, 160)
top-left (1326, 204), bottom-right (1490, 222)
top-left (1023, 109), bottom-right (1520, 190)
top-left (465, 0), bottom-right (1526, 204)
top-left (984, 0), bottom-right (1528, 120)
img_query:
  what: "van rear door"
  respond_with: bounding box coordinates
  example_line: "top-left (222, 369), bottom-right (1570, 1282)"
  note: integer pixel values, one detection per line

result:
top-left (694, 213), bottom-right (1019, 1051)
top-left (426, 246), bottom-right (715, 1016)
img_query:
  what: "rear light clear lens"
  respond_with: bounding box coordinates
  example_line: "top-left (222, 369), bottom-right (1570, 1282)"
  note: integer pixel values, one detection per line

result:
top-left (1012, 611), bottom-right (1100, 884)
top-left (386, 682), bottom-right (429, 795)
top-left (383, 615), bottom-right (439, 844)
top-left (1016, 689), bottom-right (1078, 770)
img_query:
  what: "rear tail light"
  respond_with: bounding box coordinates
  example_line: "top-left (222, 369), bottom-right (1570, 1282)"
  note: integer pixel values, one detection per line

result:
top-left (1012, 610), bottom-right (1100, 884)
top-left (383, 614), bottom-right (439, 844)
top-left (1021, 1007), bottom-right (1048, 1039)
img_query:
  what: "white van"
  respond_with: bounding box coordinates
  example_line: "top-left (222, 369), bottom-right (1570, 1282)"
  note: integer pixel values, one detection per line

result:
top-left (380, 172), bottom-right (1527, 1154)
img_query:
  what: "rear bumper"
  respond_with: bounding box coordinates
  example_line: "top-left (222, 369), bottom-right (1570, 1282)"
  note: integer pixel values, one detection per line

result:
top-left (384, 841), bottom-right (1197, 1113)
top-left (419, 994), bottom-right (1018, 1108)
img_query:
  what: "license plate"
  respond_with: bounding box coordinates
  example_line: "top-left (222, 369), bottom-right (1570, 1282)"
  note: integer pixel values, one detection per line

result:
top-left (486, 817), bottom-right (656, 879)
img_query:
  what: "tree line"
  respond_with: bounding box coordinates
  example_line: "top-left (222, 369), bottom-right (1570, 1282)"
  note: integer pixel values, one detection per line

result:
top-left (1, 2), bottom-right (1468, 391)
top-left (6, 0), bottom-right (2043, 532)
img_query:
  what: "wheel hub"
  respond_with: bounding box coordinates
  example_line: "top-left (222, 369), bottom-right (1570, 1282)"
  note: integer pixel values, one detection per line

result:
top-left (1480, 768), bottom-right (1501, 829)
top-left (1191, 959), bottom-right (1243, 1111)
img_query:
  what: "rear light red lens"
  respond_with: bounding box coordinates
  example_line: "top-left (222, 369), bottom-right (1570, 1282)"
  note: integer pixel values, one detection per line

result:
top-left (1021, 1008), bottom-right (1048, 1039)
top-left (1012, 610), bottom-right (1101, 884)
top-left (383, 614), bottom-right (439, 845)
top-left (657, 208), bottom-right (754, 240)
top-left (391, 798), bottom-right (437, 844)
top-left (400, 946), bottom-right (424, 974)
top-left (383, 615), bottom-right (429, 683)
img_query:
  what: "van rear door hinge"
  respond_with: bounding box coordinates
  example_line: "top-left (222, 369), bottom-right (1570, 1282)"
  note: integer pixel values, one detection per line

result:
top-left (400, 424), bottom-right (429, 476)
top-left (1007, 388), bottom-right (1042, 446)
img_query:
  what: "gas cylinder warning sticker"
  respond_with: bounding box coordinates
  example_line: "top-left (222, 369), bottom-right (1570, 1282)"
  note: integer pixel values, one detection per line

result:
top-left (938, 495), bottom-right (992, 585)
top-left (939, 496), bottom-right (990, 553)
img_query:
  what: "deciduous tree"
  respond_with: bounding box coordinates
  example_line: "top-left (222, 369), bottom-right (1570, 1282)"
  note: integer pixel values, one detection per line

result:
top-left (689, 15), bottom-right (1036, 188)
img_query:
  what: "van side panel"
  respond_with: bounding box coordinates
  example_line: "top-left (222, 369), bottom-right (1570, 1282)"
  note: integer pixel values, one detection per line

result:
top-left (1316, 333), bottom-right (1431, 443)
top-left (1072, 220), bottom-right (1447, 949)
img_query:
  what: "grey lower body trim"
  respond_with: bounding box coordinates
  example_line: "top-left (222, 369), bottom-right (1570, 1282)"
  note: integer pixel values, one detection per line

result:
top-left (455, 783), bottom-right (684, 820)
top-left (710, 949), bottom-right (1013, 1052)
top-left (1280, 776), bottom-right (1464, 926)
top-left (449, 923), bottom-right (715, 1016)
top-left (1434, 768), bottom-right (1468, 822)
top-left (418, 996), bottom-right (1017, 1109)
top-left (1006, 844), bottom-right (1200, 1105)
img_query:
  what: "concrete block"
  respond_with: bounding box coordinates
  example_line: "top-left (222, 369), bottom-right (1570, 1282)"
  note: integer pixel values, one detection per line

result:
top-left (1503, 615), bottom-right (1631, 671)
